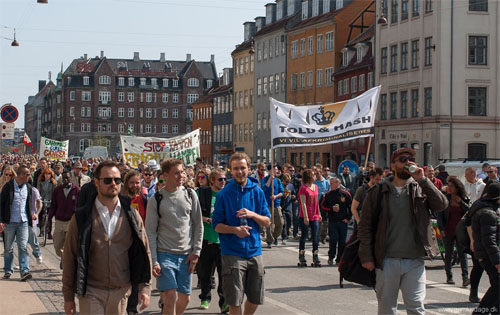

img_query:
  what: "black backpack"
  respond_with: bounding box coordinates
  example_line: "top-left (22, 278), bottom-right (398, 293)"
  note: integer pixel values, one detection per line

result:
top-left (338, 183), bottom-right (382, 288)
top-left (153, 186), bottom-right (194, 218)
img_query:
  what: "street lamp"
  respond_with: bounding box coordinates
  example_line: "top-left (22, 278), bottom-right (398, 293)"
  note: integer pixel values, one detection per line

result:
top-left (377, 0), bottom-right (388, 25)
top-left (11, 29), bottom-right (19, 47)
top-left (37, 0), bottom-right (48, 3)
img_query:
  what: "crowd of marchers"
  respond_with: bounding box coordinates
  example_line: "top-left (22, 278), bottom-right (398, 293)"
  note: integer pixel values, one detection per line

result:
top-left (0, 152), bottom-right (498, 315)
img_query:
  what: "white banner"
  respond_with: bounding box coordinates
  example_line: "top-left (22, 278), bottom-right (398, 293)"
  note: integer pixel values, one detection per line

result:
top-left (40, 136), bottom-right (69, 160)
top-left (120, 129), bottom-right (200, 168)
top-left (270, 86), bottom-right (380, 148)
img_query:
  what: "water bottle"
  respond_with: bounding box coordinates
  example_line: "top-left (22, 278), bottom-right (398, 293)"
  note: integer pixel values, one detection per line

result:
top-left (405, 164), bottom-right (418, 174)
top-left (240, 217), bottom-right (248, 226)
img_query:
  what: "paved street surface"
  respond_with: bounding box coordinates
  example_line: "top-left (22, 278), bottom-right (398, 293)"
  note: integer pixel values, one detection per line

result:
top-left (1, 235), bottom-right (489, 315)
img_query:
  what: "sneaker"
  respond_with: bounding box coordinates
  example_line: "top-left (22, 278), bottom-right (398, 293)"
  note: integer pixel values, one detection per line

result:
top-left (2, 273), bottom-right (12, 279)
top-left (282, 239), bottom-right (287, 245)
top-left (200, 300), bottom-right (210, 310)
top-left (328, 259), bottom-right (333, 266)
top-left (446, 277), bottom-right (455, 285)
top-left (220, 304), bottom-right (229, 313)
top-left (273, 240), bottom-right (278, 246)
top-left (462, 278), bottom-right (471, 288)
top-left (469, 295), bottom-right (480, 303)
top-left (20, 273), bottom-right (32, 281)
top-left (36, 256), bottom-right (43, 265)
top-left (14, 265), bottom-right (19, 271)
top-left (267, 242), bottom-right (272, 249)
top-left (293, 235), bottom-right (300, 240)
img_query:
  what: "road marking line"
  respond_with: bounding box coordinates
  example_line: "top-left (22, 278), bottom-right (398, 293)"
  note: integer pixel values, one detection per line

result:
top-left (426, 280), bottom-right (484, 297)
top-left (265, 296), bottom-right (312, 315)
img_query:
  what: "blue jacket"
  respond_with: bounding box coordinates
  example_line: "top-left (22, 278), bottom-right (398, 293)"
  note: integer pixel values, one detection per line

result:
top-left (261, 176), bottom-right (284, 208)
top-left (212, 176), bottom-right (269, 258)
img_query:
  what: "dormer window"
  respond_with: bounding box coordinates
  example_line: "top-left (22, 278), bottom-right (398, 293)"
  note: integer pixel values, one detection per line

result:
top-left (355, 43), bottom-right (368, 63)
top-left (312, 0), bottom-right (319, 17)
top-left (302, 1), bottom-right (309, 20)
top-left (83, 76), bottom-right (89, 86)
top-left (342, 50), bottom-right (348, 66)
top-left (140, 78), bottom-right (146, 86)
top-left (342, 48), bottom-right (356, 66)
top-left (336, 0), bottom-right (343, 9)
top-left (99, 75), bottom-right (111, 85)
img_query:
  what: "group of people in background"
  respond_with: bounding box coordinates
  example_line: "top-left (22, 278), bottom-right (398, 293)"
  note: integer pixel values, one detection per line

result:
top-left (0, 152), bottom-right (498, 315)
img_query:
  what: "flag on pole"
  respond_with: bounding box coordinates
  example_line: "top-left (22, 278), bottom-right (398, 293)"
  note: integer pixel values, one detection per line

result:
top-left (23, 133), bottom-right (32, 146)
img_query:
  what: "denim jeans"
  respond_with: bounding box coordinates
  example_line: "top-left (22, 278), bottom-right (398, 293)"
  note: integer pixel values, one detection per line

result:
top-left (292, 202), bottom-right (299, 237)
top-left (3, 222), bottom-right (30, 275)
top-left (328, 220), bottom-right (348, 262)
top-left (281, 209), bottom-right (292, 240)
top-left (375, 258), bottom-right (426, 315)
top-left (298, 218), bottom-right (319, 252)
top-left (443, 235), bottom-right (468, 278)
top-left (28, 225), bottom-right (42, 259)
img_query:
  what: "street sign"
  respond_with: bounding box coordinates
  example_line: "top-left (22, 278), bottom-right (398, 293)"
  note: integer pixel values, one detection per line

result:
top-left (1, 123), bottom-right (14, 139)
top-left (338, 159), bottom-right (360, 176)
top-left (0, 104), bottom-right (19, 123)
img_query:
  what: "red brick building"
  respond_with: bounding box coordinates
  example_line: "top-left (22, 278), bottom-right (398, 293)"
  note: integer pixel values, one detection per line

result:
top-left (192, 94), bottom-right (212, 163)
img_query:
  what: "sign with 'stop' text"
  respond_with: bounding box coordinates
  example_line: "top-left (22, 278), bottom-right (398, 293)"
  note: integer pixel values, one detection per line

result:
top-left (40, 137), bottom-right (69, 160)
top-left (120, 129), bottom-right (200, 168)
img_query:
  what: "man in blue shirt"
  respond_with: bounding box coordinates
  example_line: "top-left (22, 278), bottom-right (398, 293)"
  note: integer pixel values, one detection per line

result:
top-left (0, 165), bottom-right (34, 281)
top-left (213, 152), bottom-right (270, 315)
top-left (314, 165), bottom-right (331, 243)
top-left (261, 166), bottom-right (284, 248)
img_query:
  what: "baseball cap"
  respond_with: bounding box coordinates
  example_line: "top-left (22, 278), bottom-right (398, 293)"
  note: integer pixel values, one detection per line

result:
top-left (390, 148), bottom-right (416, 163)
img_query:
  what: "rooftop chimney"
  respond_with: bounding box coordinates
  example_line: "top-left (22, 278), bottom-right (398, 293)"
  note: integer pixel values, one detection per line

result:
top-left (186, 53), bottom-right (192, 61)
top-left (160, 52), bottom-right (165, 62)
top-left (133, 52), bottom-right (140, 61)
top-left (48, 71), bottom-right (52, 81)
top-left (38, 80), bottom-right (46, 92)
top-left (210, 54), bottom-right (215, 63)
top-left (255, 16), bottom-right (266, 32)
top-left (276, 0), bottom-right (287, 20)
top-left (100, 50), bottom-right (104, 58)
top-left (83, 53), bottom-right (88, 60)
top-left (265, 3), bottom-right (277, 25)
top-left (243, 21), bottom-right (256, 41)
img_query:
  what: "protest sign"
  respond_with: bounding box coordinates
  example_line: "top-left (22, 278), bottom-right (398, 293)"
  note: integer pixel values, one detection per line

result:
top-left (40, 137), bottom-right (69, 160)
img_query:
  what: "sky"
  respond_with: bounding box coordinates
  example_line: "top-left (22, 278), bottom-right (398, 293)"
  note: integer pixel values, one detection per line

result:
top-left (0, 0), bottom-right (271, 128)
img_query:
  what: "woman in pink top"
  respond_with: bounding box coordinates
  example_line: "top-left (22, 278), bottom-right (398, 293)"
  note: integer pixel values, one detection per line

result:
top-left (297, 169), bottom-right (322, 266)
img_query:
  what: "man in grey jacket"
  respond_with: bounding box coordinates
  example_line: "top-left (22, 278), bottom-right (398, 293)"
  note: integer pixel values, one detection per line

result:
top-left (145, 158), bottom-right (203, 315)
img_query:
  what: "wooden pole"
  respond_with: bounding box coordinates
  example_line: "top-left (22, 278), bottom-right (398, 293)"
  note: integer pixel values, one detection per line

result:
top-left (364, 136), bottom-right (373, 169)
top-left (270, 148), bottom-right (275, 231)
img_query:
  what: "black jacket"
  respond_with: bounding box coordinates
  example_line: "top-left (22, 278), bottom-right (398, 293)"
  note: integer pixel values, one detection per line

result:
top-left (74, 193), bottom-right (151, 296)
top-left (471, 201), bottom-right (500, 266)
top-left (321, 188), bottom-right (352, 222)
top-left (198, 186), bottom-right (213, 218)
top-left (0, 180), bottom-right (33, 226)
top-left (436, 194), bottom-right (470, 232)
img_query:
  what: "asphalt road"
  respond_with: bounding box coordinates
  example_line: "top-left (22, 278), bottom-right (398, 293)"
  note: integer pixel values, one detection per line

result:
top-left (6, 235), bottom-right (490, 315)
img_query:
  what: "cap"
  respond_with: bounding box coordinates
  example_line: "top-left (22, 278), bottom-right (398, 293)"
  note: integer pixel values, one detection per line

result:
top-left (390, 148), bottom-right (416, 163)
top-left (147, 160), bottom-right (160, 171)
top-left (56, 162), bottom-right (63, 168)
top-left (73, 161), bottom-right (83, 169)
top-left (483, 182), bottom-right (500, 201)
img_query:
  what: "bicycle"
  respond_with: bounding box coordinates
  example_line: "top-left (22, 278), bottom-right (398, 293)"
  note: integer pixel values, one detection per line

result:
top-left (40, 200), bottom-right (51, 247)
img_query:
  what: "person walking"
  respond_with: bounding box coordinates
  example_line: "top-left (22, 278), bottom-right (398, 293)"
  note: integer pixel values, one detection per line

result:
top-left (262, 166), bottom-right (284, 248)
top-left (70, 161), bottom-right (91, 188)
top-left (351, 168), bottom-right (383, 227)
top-left (145, 158), bottom-right (203, 315)
top-left (280, 173), bottom-right (294, 245)
top-left (464, 167), bottom-right (486, 204)
top-left (62, 161), bottom-right (151, 315)
top-left (212, 152), bottom-right (270, 315)
top-left (358, 148), bottom-right (448, 315)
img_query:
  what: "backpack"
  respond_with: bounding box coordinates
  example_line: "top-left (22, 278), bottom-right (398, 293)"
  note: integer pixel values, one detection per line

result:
top-left (338, 183), bottom-right (383, 288)
top-left (153, 187), bottom-right (194, 218)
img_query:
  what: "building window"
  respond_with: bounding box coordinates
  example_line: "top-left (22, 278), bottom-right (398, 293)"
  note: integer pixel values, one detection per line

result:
top-left (127, 92), bottom-right (134, 102)
top-left (469, 36), bottom-right (487, 65)
top-left (325, 68), bottom-right (333, 86)
top-left (411, 89), bottom-right (419, 117)
top-left (187, 78), bottom-right (199, 87)
top-left (269, 75), bottom-right (274, 94)
top-left (367, 72), bottom-right (373, 88)
top-left (308, 36), bottom-right (314, 55)
top-left (128, 77), bottom-right (135, 86)
top-left (390, 92), bottom-right (397, 119)
top-left (391, 0), bottom-right (398, 23)
top-left (98, 91), bottom-right (111, 103)
top-left (69, 123), bottom-right (74, 132)
top-left (162, 78), bottom-right (168, 87)
top-left (173, 93), bottom-right (179, 103)
top-left (83, 76), bottom-right (89, 86)
top-left (275, 74), bottom-right (280, 92)
top-left (291, 40), bottom-right (298, 59)
top-left (300, 38), bottom-right (306, 57)
top-left (390, 45), bottom-right (398, 72)
top-left (99, 75), bottom-right (111, 85)
top-left (291, 74), bottom-right (297, 91)
top-left (400, 91), bottom-right (408, 118)
top-left (173, 108), bottom-right (178, 119)
top-left (351, 76), bottom-right (357, 93)
top-left (317, 34), bottom-right (323, 53)
top-left (187, 94), bottom-right (199, 104)
top-left (381, 47), bottom-right (388, 74)
top-left (118, 124), bottom-right (124, 133)
top-left (359, 74), bottom-right (365, 91)
top-left (173, 79), bottom-right (178, 88)
top-left (145, 124), bottom-right (152, 134)
top-left (162, 93), bottom-right (168, 103)
top-left (424, 87), bottom-right (432, 116)
top-left (116, 92), bottom-right (123, 102)
top-left (325, 32), bottom-right (334, 51)
top-left (380, 94), bottom-right (387, 120)
top-left (263, 77), bottom-right (268, 95)
top-left (316, 69), bottom-right (323, 87)
top-left (338, 80), bottom-right (343, 96)
top-left (411, 40), bottom-right (419, 68)
top-left (69, 106), bottom-right (75, 117)
top-left (412, 0), bottom-right (420, 16)
top-left (162, 108), bottom-right (168, 118)
top-left (118, 107), bottom-right (124, 117)
top-left (70, 91), bottom-right (75, 101)
top-left (307, 71), bottom-right (313, 88)
top-left (281, 72), bottom-right (286, 91)
top-left (151, 78), bottom-right (157, 88)
top-left (401, 42), bottom-right (408, 70)
top-left (300, 73), bottom-right (305, 89)
top-left (402, 0), bottom-right (409, 20)
top-left (424, 37), bottom-right (432, 66)
top-left (140, 78), bottom-right (146, 86)
top-left (128, 108), bottom-right (134, 118)
top-left (469, 0), bottom-right (488, 11)
top-left (257, 43), bottom-right (262, 61)
top-left (425, 0), bottom-right (433, 12)
top-left (468, 87), bottom-right (487, 116)
top-left (381, 0), bottom-right (388, 17)
top-left (257, 78), bottom-right (262, 95)
top-left (468, 143), bottom-right (487, 161)
top-left (172, 125), bottom-right (178, 134)
top-left (81, 91), bottom-right (91, 101)
top-left (146, 108), bottom-right (152, 118)
top-left (343, 78), bottom-right (349, 95)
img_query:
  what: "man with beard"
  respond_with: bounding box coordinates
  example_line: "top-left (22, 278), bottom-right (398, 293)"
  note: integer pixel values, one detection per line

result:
top-left (141, 167), bottom-right (157, 200)
top-left (62, 161), bottom-right (151, 314)
top-left (48, 171), bottom-right (80, 267)
top-left (212, 153), bottom-right (270, 315)
top-left (33, 158), bottom-right (48, 186)
top-left (70, 161), bottom-right (91, 188)
top-left (359, 148), bottom-right (448, 315)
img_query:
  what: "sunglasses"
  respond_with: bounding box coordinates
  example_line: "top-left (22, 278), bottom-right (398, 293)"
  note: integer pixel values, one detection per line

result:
top-left (486, 171), bottom-right (494, 173)
top-left (4, 173), bottom-right (12, 177)
top-left (158, 179), bottom-right (166, 183)
top-left (217, 177), bottom-right (227, 182)
top-left (144, 173), bottom-right (154, 177)
top-left (198, 175), bottom-right (207, 179)
top-left (99, 177), bottom-right (123, 185)
top-left (396, 155), bottom-right (415, 163)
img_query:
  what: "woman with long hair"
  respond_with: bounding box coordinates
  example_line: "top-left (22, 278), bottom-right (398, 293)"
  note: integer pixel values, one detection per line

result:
top-left (297, 169), bottom-right (322, 267)
top-left (0, 166), bottom-right (16, 192)
top-left (437, 176), bottom-right (470, 286)
top-left (37, 169), bottom-right (57, 202)
top-left (195, 168), bottom-right (210, 189)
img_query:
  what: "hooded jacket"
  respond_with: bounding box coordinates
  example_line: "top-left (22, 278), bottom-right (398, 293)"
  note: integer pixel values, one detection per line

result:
top-left (468, 199), bottom-right (500, 265)
top-left (212, 176), bottom-right (269, 259)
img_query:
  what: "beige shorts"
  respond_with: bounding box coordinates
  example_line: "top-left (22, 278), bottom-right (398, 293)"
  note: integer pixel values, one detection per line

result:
top-left (221, 254), bottom-right (265, 306)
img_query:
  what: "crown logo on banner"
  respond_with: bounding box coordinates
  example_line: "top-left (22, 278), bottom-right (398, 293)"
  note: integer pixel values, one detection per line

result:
top-left (311, 106), bottom-right (335, 125)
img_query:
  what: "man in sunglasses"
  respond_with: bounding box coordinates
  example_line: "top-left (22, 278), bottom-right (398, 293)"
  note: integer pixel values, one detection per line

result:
top-left (358, 148), bottom-right (448, 315)
top-left (141, 166), bottom-right (157, 200)
top-left (197, 168), bottom-right (228, 312)
top-left (62, 161), bottom-right (152, 315)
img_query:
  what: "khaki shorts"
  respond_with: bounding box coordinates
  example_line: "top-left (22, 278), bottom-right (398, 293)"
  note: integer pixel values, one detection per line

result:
top-left (221, 254), bottom-right (265, 306)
